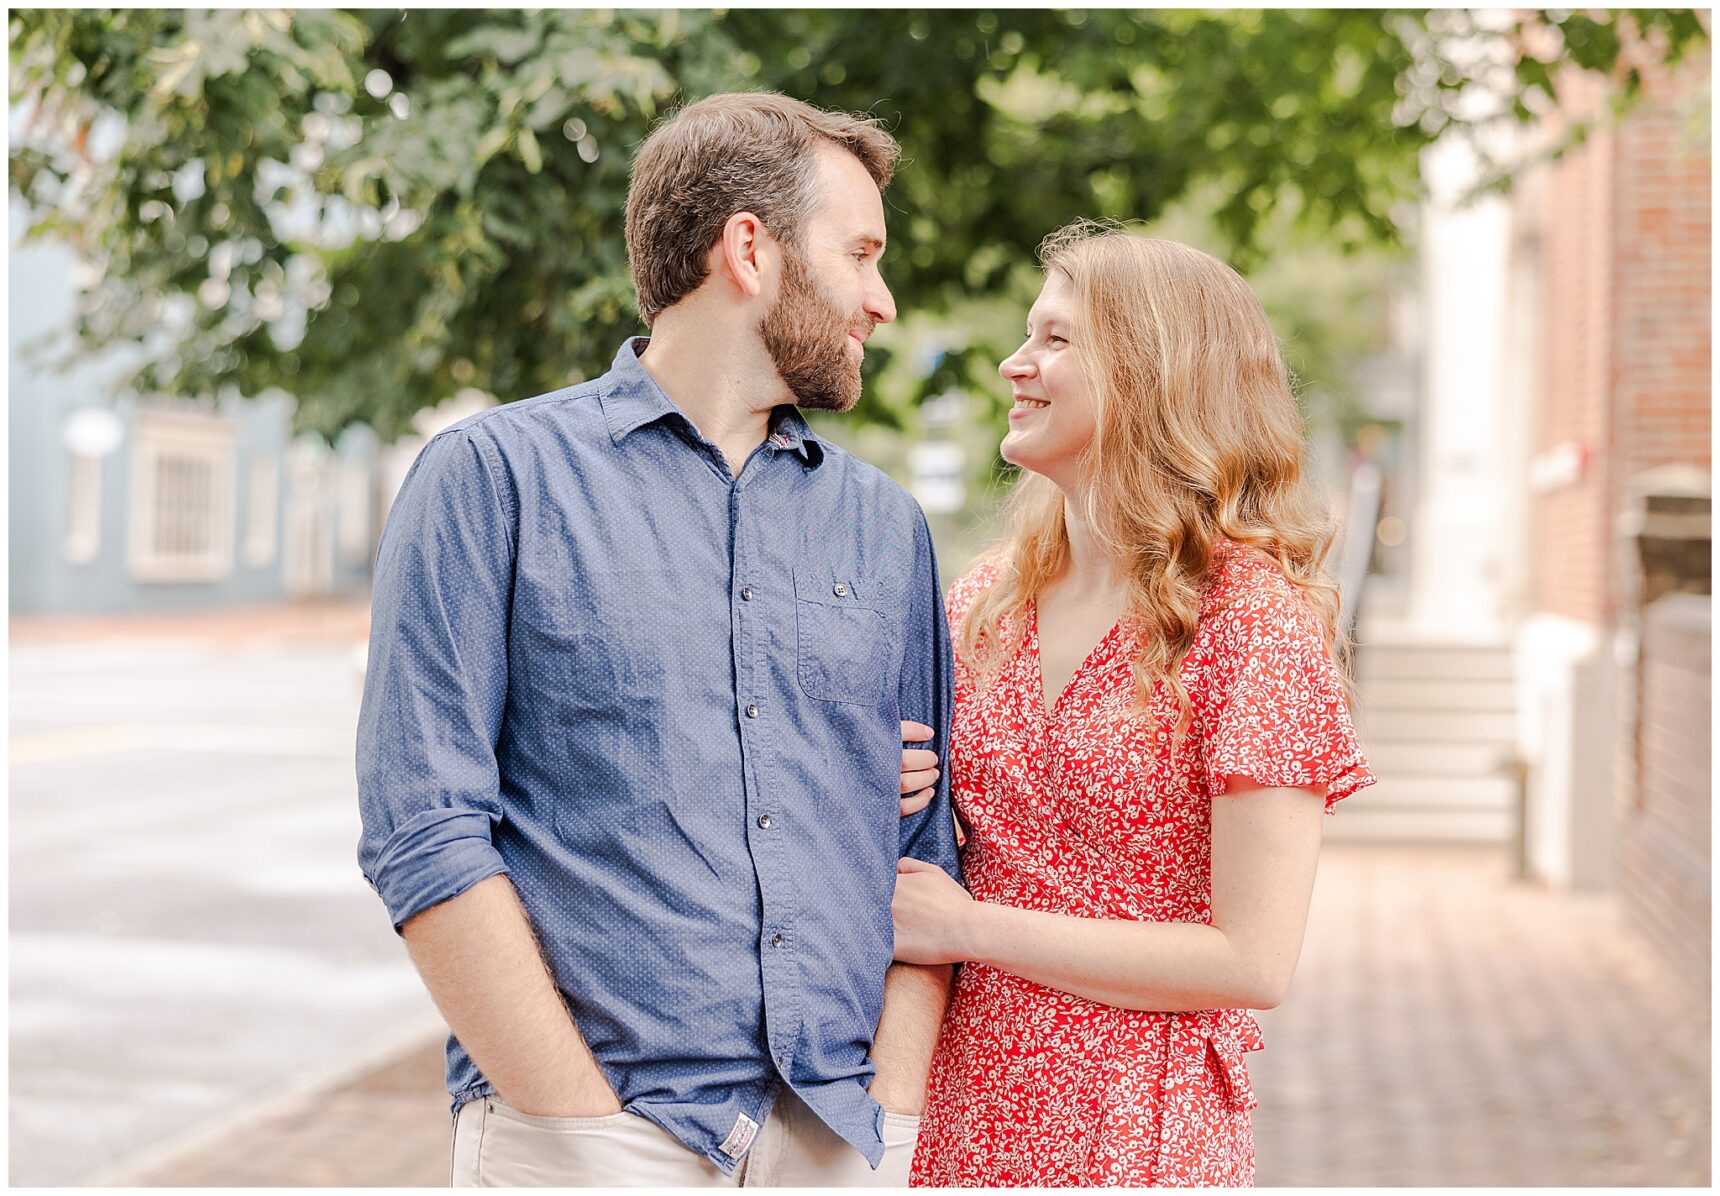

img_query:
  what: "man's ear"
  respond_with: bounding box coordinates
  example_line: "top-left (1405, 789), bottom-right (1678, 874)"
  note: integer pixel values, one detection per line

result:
top-left (713, 210), bottom-right (776, 301)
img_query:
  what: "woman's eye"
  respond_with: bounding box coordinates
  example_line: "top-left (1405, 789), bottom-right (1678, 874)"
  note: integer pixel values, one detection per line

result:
top-left (1046, 335), bottom-right (1067, 347)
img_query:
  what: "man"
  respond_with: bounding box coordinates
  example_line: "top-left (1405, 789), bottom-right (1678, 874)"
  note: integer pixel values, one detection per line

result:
top-left (355, 92), bottom-right (959, 1186)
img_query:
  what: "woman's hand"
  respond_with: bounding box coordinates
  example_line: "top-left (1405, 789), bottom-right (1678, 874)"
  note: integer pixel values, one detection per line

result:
top-left (898, 720), bottom-right (940, 816)
top-left (891, 857), bottom-right (978, 966)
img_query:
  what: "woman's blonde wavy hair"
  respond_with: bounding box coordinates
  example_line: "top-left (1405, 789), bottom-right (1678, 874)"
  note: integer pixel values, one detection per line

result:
top-left (958, 221), bottom-right (1350, 740)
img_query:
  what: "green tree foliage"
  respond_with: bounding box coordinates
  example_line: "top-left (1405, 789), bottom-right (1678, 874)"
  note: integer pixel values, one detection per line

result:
top-left (9, 9), bottom-right (1707, 440)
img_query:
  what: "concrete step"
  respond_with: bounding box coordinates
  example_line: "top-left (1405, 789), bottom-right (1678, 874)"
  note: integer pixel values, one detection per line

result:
top-left (1336, 619), bottom-right (1520, 844)
top-left (1330, 775), bottom-right (1518, 845)
top-left (1353, 615), bottom-right (1508, 647)
top-left (1362, 741), bottom-right (1516, 776)
top-left (1354, 644), bottom-right (1514, 683)
top-left (1358, 708), bottom-right (1518, 744)
top-left (1361, 775), bottom-right (1517, 813)
top-left (1358, 677), bottom-right (1517, 713)
top-left (1325, 807), bottom-right (1514, 843)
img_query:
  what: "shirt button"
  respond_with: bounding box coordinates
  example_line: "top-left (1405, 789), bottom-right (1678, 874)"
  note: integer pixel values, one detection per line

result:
top-left (745, 703), bottom-right (760, 719)
top-left (832, 582), bottom-right (850, 597)
top-left (757, 813), bottom-right (773, 829)
top-left (771, 932), bottom-right (784, 949)
top-left (741, 586), bottom-right (754, 601)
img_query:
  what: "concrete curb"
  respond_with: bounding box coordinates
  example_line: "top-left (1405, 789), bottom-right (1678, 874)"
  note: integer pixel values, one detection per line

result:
top-left (83, 1014), bottom-right (448, 1187)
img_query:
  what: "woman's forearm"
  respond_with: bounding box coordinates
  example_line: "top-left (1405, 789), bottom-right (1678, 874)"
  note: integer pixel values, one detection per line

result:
top-left (961, 900), bottom-right (1284, 1013)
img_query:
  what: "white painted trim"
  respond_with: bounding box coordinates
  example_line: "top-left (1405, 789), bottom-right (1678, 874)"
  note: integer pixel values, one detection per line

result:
top-left (242, 454), bottom-right (280, 568)
top-left (127, 408), bottom-right (237, 583)
top-left (1511, 613), bottom-right (1617, 889)
top-left (63, 452), bottom-right (102, 563)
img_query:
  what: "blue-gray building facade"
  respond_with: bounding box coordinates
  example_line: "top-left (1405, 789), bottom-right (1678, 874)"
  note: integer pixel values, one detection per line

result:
top-left (10, 204), bottom-right (383, 616)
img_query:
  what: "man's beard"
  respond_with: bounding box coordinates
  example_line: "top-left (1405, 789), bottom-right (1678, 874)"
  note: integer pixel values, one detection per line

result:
top-left (759, 247), bottom-right (870, 413)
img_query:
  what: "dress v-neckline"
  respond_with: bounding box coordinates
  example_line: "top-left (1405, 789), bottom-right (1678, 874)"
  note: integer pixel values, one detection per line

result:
top-left (1027, 599), bottom-right (1124, 719)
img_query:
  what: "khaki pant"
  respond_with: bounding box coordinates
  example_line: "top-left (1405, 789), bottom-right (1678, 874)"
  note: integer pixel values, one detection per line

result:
top-left (450, 1086), bottom-right (919, 1187)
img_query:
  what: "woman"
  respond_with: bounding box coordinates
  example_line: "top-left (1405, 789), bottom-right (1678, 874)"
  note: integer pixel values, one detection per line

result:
top-left (894, 223), bottom-right (1374, 1186)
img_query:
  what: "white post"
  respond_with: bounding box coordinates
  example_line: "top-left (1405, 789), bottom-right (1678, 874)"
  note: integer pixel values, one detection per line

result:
top-left (1408, 132), bottom-right (1515, 638)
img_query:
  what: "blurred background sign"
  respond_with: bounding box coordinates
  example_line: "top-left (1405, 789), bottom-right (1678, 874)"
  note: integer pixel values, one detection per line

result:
top-left (60, 406), bottom-right (123, 458)
top-left (907, 440), bottom-right (968, 517)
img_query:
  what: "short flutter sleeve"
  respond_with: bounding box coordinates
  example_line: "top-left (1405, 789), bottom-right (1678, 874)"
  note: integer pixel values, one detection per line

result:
top-left (1197, 587), bottom-right (1375, 812)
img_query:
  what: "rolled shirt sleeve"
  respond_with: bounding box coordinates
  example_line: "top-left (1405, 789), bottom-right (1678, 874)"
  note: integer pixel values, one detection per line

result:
top-left (895, 509), bottom-right (964, 885)
top-left (356, 428), bottom-right (514, 931)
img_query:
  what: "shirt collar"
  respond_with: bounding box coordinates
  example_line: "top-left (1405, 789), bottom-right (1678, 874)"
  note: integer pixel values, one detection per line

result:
top-left (598, 337), bottom-right (824, 467)
top-left (763, 405), bottom-right (824, 466)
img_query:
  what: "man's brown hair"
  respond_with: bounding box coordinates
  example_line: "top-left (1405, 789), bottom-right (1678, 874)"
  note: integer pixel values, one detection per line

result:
top-left (624, 92), bottom-right (899, 324)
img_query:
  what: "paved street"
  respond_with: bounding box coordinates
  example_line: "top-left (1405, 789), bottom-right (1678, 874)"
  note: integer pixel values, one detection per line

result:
top-left (8, 605), bottom-right (441, 1186)
top-left (114, 843), bottom-right (1710, 1187)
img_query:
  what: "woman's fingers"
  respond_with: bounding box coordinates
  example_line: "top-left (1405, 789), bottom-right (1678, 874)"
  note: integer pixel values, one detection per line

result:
top-left (899, 769), bottom-right (940, 796)
top-left (899, 746), bottom-right (940, 795)
top-left (897, 728), bottom-right (941, 809)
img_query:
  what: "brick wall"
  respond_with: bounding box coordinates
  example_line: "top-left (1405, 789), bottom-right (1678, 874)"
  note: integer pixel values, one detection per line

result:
top-left (1529, 53), bottom-right (1711, 624)
top-left (1529, 67), bottom-right (1615, 625)
top-left (1618, 593), bottom-right (1711, 997)
top-left (1610, 54), bottom-right (1713, 570)
top-left (1522, 45), bottom-right (1711, 903)
top-left (1603, 48), bottom-right (1711, 991)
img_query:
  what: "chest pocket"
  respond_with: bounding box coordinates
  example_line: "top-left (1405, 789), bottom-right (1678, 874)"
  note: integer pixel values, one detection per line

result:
top-left (793, 568), bottom-right (892, 706)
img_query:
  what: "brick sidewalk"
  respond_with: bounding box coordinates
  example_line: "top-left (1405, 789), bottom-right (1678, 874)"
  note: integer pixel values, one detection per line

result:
top-left (1247, 845), bottom-right (1708, 1186)
top-left (116, 845), bottom-right (1710, 1187)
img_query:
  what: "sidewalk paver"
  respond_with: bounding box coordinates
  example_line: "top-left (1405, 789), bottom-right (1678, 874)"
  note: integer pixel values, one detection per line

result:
top-left (1248, 844), bottom-right (1709, 1186)
top-left (115, 1041), bottom-right (452, 1188)
top-left (117, 844), bottom-right (1711, 1187)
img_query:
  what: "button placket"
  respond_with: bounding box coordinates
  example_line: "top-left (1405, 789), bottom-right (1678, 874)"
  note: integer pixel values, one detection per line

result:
top-left (730, 482), bottom-right (803, 1089)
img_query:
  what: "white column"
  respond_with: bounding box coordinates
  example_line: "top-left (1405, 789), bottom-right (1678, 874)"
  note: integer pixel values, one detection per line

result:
top-left (1408, 134), bottom-right (1514, 636)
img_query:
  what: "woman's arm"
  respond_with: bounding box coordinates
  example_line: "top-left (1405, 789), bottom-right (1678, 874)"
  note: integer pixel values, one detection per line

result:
top-left (891, 779), bottom-right (1325, 1011)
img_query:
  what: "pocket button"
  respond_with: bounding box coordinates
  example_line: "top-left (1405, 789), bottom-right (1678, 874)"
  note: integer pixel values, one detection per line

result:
top-left (832, 582), bottom-right (850, 597)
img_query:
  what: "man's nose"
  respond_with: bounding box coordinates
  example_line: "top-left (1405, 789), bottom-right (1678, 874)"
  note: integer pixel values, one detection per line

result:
top-left (866, 277), bottom-right (897, 327)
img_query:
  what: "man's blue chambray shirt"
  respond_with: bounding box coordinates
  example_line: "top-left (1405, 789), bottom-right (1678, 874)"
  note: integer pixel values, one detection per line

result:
top-left (355, 338), bottom-right (961, 1174)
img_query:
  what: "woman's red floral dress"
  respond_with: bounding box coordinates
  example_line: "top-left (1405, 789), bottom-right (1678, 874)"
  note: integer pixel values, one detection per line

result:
top-left (910, 541), bottom-right (1375, 1187)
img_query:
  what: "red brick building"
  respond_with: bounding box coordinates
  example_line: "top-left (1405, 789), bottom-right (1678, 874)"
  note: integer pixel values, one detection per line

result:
top-left (1512, 42), bottom-right (1709, 992)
